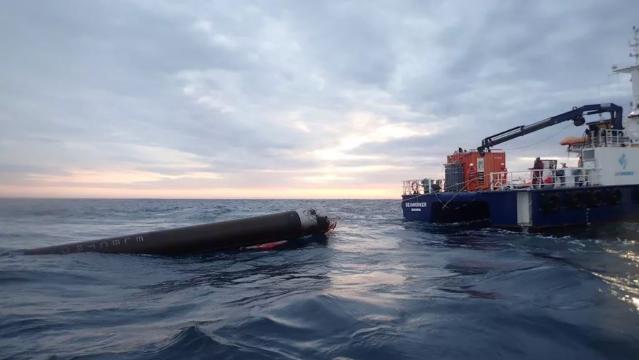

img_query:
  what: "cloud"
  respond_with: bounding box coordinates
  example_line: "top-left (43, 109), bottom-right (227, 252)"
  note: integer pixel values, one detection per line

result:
top-left (0, 0), bottom-right (638, 198)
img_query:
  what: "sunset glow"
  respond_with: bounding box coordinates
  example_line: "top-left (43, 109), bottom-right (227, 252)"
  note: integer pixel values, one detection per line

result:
top-left (0, 2), bottom-right (634, 199)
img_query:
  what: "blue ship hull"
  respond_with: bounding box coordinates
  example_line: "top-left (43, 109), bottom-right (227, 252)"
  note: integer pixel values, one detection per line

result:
top-left (402, 185), bottom-right (639, 230)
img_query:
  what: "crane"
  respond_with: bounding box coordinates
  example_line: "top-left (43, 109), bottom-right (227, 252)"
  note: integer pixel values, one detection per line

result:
top-left (477, 103), bottom-right (623, 154)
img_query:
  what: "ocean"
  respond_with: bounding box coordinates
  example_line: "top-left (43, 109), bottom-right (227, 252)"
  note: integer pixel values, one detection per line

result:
top-left (1, 199), bottom-right (639, 359)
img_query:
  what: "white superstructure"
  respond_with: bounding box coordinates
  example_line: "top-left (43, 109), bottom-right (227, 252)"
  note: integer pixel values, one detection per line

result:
top-left (596, 27), bottom-right (639, 186)
top-left (614, 26), bottom-right (639, 119)
top-left (580, 130), bottom-right (639, 186)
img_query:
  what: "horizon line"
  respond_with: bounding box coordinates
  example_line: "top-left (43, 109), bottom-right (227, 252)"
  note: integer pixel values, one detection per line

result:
top-left (0, 196), bottom-right (399, 201)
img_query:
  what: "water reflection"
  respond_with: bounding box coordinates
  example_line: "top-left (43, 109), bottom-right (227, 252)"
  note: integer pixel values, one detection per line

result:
top-left (589, 246), bottom-right (639, 311)
top-left (403, 219), bottom-right (639, 314)
top-left (142, 244), bottom-right (333, 296)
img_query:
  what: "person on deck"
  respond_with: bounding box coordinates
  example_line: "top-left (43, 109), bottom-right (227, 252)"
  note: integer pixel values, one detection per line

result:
top-left (544, 162), bottom-right (556, 188)
top-left (556, 163), bottom-right (567, 187)
top-left (575, 156), bottom-right (584, 187)
top-left (532, 157), bottom-right (543, 189)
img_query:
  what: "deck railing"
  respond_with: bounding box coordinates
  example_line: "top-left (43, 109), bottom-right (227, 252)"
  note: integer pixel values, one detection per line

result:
top-left (588, 129), bottom-right (631, 147)
top-left (404, 168), bottom-right (602, 194)
top-left (402, 179), bottom-right (424, 195)
top-left (402, 176), bottom-right (480, 195)
top-left (489, 168), bottom-right (601, 191)
top-left (569, 129), bottom-right (633, 151)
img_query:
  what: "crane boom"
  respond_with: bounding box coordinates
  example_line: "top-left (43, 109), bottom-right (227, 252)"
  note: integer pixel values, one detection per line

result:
top-left (477, 103), bottom-right (623, 154)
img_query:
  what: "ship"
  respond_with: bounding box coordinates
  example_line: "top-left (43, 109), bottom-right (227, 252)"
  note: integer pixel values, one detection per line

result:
top-left (401, 27), bottom-right (639, 230)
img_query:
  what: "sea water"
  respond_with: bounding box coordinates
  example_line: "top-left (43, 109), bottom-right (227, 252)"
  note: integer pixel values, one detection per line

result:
top-left (1, 199), bottom-right (639, 359)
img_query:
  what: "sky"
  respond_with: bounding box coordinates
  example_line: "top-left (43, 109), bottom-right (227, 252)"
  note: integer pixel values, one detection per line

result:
top-left (0, 0), bottom-right (638, 199)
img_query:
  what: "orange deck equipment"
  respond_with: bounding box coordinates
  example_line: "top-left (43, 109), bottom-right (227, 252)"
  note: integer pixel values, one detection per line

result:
top-left (446, 150), bottom-right (507, 192)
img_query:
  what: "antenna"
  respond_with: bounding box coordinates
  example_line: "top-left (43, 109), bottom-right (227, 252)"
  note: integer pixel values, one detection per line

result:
top-left (631, 25), bottom-right (639, 65)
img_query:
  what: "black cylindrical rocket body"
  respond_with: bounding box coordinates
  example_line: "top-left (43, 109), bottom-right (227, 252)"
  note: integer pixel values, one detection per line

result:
top-left (24, 210), bottom-right (331, 255)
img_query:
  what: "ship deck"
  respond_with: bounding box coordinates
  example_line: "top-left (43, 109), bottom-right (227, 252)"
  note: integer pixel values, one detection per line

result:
top-left (402, 184), bottom-right (639, 229)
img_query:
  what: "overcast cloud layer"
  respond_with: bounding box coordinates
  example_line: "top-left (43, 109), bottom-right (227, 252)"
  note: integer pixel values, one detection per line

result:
top-left (1, 0), bottom-right (638, 198)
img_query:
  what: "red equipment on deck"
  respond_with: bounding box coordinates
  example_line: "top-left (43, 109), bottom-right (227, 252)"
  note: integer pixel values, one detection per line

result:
top-left (446, 150), bottom-right (507, 192)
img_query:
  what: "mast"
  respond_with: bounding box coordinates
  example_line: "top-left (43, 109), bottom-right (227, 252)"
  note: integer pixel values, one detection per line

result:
top-left (613, 26), bottom-right (639, 118)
